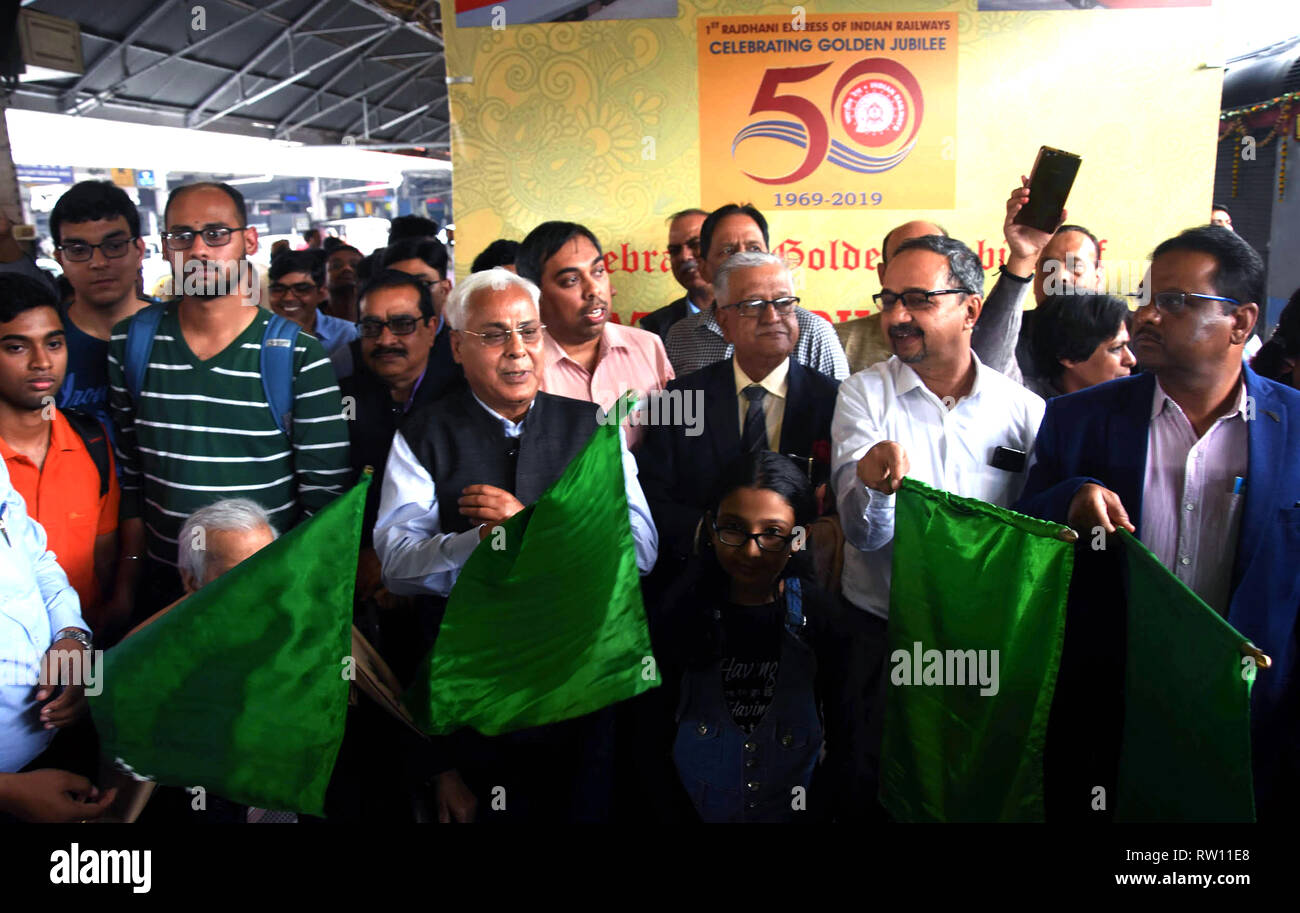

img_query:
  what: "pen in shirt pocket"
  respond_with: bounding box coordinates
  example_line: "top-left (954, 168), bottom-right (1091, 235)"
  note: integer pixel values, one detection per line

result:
top-left (1230, 476), bottom-right (1246, 496)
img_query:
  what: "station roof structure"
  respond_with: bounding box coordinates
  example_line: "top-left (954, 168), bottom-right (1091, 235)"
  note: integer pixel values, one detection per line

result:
top-left (10, 0), bottom-right (449, 158)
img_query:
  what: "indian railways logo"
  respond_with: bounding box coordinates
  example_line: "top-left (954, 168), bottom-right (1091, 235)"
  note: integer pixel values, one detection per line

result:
top-left (842, 79), bottom-right (907, 146)
top-left (730, 58), bottom-right (925, 183)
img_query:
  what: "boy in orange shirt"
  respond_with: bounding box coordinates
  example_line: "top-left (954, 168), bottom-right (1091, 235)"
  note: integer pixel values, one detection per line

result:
top-left (0, 274), bottom-right (128, 639)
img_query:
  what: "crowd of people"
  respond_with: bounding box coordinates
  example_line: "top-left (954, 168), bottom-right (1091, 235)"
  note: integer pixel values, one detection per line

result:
top-left (0, 175), bottom-right (1297, 823)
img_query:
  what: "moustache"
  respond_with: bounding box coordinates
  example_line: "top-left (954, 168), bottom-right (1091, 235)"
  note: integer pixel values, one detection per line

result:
top-left (888, 326), bottom-right (923, 339)
top-left (370, 346), bottom-right (407, 359)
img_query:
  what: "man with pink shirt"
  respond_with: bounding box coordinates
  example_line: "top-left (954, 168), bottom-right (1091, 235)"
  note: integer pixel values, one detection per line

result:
top-left (517, 222), bottom-right (674, 449)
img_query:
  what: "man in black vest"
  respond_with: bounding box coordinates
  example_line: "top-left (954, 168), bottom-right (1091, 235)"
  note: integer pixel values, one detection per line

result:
top-left (373, 267), bottom-right (658, 822)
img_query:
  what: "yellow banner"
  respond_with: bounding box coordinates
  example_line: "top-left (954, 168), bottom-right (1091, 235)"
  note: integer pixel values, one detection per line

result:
top-left (698, 13), bottom-right (957, 211)
top-left (442, 0), bottom-right (1222, 328)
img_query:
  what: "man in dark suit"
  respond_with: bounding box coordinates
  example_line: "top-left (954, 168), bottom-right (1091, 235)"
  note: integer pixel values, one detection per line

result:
top-left (639, 208), bottom-right (709, 343)
top-left (638, 250), bottom-right (840, 564)
top-left (1017, 225), bottom-right (1300, 819)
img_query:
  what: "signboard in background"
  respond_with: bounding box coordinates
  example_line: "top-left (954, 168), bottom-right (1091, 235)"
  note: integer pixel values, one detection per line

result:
top-left (110, 167), bottom-right (136, 188)
top-left (16, 164), bottom-right (74, 184)
top-left (135, 169), bottom-right (156, 188)
top-left (698, 13), bottom-right (957, 211)
top-left (442, 1), bottom-right (1221, 326)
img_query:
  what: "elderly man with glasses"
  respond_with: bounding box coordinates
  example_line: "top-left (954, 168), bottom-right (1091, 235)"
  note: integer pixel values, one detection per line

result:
top-left (638, 250), bottom-right (841, 564)
top-left (374, 267), bottom-right (657, 823)
top-left (830, 234), bottom-right (1046, 810)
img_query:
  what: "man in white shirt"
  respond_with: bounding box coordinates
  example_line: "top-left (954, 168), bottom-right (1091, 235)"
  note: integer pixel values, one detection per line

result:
top-left (831, 234), bottom-right (1046, 797)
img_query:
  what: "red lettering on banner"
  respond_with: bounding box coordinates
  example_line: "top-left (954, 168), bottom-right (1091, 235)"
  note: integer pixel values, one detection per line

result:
top-left (829, 240), bottom-right (838, 269)
top-left (841, 242), bottom-right (860, 270)
top-left (607, 311), bottom-right (623, 324)
top-left (621, 243), bottom-right (636, 272)
top-left (808, 248), bottom-right (825, 270)
top-left (629, 310), bottom-right (650, 325)
top-left (865, 248), bottom-right (879, 270)
top-left (659, 251), bottom-right (672, 272)
top-left (605, 252), bottom-right (617, 272)
top-left (835, 309), bottom-right (854, 322)
top-left (810, 310), bottom-right (832, 323)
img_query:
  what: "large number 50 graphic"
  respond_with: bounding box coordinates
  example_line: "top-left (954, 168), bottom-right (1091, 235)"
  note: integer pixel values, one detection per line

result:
top-left (731, 58), bottom-right (926, 184)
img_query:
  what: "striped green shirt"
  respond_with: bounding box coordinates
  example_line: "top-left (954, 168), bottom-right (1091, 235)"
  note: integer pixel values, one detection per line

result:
top-left (108, 304), bottom-right (351, 567)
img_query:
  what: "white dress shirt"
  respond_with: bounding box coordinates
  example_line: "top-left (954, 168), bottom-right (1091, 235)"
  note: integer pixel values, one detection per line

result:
top-left (733, 357), bottom-right (790, 452)
top-left (374, 392), bottom-right (658, 596)
top-left (1139, 378), bottom-right (1248, 616)
top-left (832, 353), bottom-right (1046, 619)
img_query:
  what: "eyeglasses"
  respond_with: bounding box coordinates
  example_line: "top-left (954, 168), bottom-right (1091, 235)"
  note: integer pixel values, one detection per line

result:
top-left (459, 324), bottom-right (545, 347)
top-left (667, 238), bottom-right (702, 257)
top-left (872, 289), bottom-right (971, 312)
top-left (723, 296), bottom-right (800, 318)
top-left (1127, 290), bottom-right (1241, 316)
top-left (269, 281), bottom-right (321, 298)
top-left (711, 517), bottom-right (797, 553)
top-left (162, 226), bottom-right (246, 250)
top-left (58, 237), bottom-right (138, 262)
top-left (357, 315), bottom-right (427, 338)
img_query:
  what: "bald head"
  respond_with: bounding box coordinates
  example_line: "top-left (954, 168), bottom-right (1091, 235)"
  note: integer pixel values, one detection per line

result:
top-left (879, 221), bottom-right (948, 286)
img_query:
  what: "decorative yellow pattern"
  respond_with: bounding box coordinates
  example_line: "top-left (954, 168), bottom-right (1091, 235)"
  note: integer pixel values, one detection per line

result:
top-left (442, 0), bottom-right (1221, 323)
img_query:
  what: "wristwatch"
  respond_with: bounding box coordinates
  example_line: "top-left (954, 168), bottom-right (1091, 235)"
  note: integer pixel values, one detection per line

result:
top-left (52, 628), bottom-right (93, 650)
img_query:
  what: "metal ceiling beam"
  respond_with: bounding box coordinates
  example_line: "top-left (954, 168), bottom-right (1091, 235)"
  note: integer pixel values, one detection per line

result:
top-left (341, 0), bottom-right (444, 50)
top-left (297, 25), bottom-right (389, 37)
top-left (276, 52), bottom-right (415, 137)
top-left (372, 101), bottom-right (433, 134)
top-left (271, 24), bottom-right (405, 138)
top-left (58, 0), bottom-right (186, 105)
top-left (341, 57), bottom-right (437, 134)
top-left (62, 0), bottom-right (300, 115)
top-left (186, 0), bottom-right (336, 127)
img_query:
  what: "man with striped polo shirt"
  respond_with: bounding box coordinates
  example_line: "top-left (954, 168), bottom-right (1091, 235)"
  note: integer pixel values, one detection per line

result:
top-left (108, 182), bottom-right (350, 615)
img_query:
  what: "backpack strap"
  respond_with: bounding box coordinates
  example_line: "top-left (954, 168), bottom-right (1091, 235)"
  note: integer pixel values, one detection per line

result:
top-left (783, 576), bottom-right (805, 637)
top-left (61, 409), bottom-right (111, 498)
top-left (260, 314), bottom-right (301, 438)
top-left (122, 301), bottom-right (169, 403)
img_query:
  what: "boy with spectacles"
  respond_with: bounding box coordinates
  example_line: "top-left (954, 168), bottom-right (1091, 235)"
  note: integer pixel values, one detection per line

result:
top-left (267, 250), bottom-right (358, 357)
top-left (49, 182), bottom-right (151, 449)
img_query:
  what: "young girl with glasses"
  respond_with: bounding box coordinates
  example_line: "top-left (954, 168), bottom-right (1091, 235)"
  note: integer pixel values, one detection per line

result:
top-left (649, 451), bottom-right (865, 823)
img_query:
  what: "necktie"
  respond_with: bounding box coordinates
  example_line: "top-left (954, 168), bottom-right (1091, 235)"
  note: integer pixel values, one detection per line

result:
top-left (741, 384), bottom-right (769, 453)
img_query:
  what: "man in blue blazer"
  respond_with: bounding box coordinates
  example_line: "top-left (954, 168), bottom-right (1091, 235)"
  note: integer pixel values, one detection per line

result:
top-left (638, 251), bottom-right (840, 563)
top-left (1017, 226), bottom-right (1299, 818)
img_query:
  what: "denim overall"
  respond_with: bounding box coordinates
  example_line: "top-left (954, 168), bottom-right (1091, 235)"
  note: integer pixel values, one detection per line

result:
top-left (672, 578), bottom-right (823, 823)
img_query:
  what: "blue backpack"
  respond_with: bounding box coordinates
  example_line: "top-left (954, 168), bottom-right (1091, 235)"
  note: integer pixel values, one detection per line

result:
top-left (122, 302), bottom-right (301, 436)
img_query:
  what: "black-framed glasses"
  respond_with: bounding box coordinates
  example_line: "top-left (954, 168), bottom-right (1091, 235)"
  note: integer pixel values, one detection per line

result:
top-left (58, 236), bottom-right (138, 262)
top-left (357, 314), bottom-right (428, 338)
top-left (459, 324), bottom-right (545, 347)
top-left (724, 296), bottom-right (800, 318)
top-left (1127, 290), bottom-right (1241, 316)
top-left (872, 289), bottom-right (971, 312)
top-left (269, 281), bottom-right (321, 298)
top-left (710, 517), bottom-right (797, 553)
top-left (162, 226), bottom-right (246, 250)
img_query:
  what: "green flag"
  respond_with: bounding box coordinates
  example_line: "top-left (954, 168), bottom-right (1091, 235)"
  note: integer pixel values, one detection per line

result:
top-left (405, 407), bottom-right (657, 736)
top-left (1114, 529), bottom-right (1255, 822)
top-left (881, 479), bottom-right (1073, 822)
top-left (90, 476), bottom-right (368, 816)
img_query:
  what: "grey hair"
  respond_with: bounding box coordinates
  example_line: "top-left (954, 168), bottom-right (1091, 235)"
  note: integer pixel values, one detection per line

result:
top-left (443, 267), bottom-right (540, 331)
top-left (177, 498), bottom-right (278, 584)
top-left (713, 251), bottom-right (791, 307)
top-left (891, 234), bottom-right (985, 297)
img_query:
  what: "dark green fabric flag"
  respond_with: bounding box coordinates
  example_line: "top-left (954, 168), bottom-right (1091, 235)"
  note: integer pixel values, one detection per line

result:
top-left (881, 479), bottom-right (1074, 823)
top-left (1115, 529), bottom-right (1256, 822)
top-left (90, 476), bottom-right (367, 816)
top-left (405, 409), bottom-right (657, 736)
